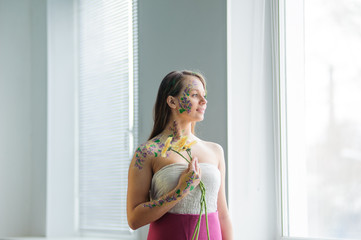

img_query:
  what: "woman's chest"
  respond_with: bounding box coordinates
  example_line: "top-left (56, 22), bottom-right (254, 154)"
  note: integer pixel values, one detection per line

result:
top-left (152, 144), bottom-right (218, 174)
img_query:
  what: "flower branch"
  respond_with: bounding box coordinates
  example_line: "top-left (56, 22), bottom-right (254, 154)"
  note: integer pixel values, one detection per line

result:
top-left (161, 136), bottom-right (210, 240)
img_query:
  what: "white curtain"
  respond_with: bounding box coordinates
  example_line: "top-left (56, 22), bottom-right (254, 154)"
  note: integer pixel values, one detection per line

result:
top-left (227, 0), bottom-right (277, 239)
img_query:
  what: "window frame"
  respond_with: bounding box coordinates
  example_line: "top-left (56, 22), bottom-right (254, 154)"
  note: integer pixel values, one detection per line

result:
top-left (270, 0), bottom-right (287, 237)
top-left (273, 0), bottom-right (307, 238)
top-left (272, 0), bottom-right (360, 239)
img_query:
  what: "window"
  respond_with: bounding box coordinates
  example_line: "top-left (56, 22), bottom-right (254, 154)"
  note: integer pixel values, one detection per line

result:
top-left (76, 0), bottom-right (138, 236)
top-left (278, 0), bottom-right (361, 239)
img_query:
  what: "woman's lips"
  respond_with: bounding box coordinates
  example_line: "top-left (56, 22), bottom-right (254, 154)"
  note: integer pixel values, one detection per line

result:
top-left (197, 108), bottom-right (206, 113)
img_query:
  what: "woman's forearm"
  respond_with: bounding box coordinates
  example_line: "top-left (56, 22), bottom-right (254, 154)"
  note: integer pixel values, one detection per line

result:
top-left (128, 187), bottom-right (181, 229)
top-left (128, 174), bottom-right (197, 230)
top-left (220, 215), bottom-right (233, 240)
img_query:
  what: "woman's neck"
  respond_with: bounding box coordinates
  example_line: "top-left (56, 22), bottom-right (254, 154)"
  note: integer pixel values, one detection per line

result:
top-left (162, 119), bottom-right (192, 142)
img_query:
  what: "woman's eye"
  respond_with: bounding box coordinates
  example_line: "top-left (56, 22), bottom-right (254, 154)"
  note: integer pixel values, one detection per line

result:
top-left (192, 94), bottom-right (198, 97)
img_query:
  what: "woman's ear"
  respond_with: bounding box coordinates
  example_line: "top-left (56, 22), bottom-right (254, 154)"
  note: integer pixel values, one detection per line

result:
top-left (166, 96), bottom-right (177, 109)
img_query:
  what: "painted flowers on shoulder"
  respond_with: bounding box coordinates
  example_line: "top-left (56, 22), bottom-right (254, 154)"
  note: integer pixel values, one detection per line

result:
top-left (162, 136), bottom-right (210, 240)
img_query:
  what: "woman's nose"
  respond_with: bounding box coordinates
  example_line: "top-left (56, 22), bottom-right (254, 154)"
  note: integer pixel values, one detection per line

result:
top-left (200, 96), bottom-right (207, 105)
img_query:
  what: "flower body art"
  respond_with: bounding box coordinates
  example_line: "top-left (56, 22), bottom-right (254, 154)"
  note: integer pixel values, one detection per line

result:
top-left (134, 137), bottom-right (166, 170)
top-left (142, 188), bottom-right (182, 208)
top-left (134, 145), bottom-right (147, 170)
top-left (178, 83), bottom-right (193, 114)
top-left (168, 120), bottom-right (181, 143)
top-left (143, 170), bottom-right (198, 208)
top-left (178, 79), bottom-right (205, 114)
top-left (143, 194), bottom-right (178, 208)
top-left (183, 170), bottom-right (196, 193)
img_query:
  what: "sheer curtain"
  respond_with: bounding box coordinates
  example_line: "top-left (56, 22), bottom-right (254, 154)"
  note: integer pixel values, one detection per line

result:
top-left (227, 0), bottom-right (277, 239)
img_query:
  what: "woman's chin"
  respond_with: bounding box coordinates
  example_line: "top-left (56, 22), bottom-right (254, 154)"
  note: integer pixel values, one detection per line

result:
top-left (195, 115), bottom-right (205, 122)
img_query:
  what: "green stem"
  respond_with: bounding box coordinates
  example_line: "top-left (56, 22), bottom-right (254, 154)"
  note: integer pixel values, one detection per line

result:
top-left (195, 200), bottom-right (204, 240)
top-left (191, 222), bottom-right (198, 240)
top-left (186, 149), bottom-right (192, 160)
top-left (173, 148), bottom-right (209, 240)
top-left (202, 187), bottom-right (210, 240)
top-left (171, 149), bottom-right (191, 163)
top-left (197, 182), bottom-right (210, 240)
top-left (192, 199), bottom-right (203, 240)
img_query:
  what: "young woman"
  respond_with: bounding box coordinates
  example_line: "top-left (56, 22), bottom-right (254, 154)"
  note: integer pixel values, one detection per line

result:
top-left (127, 70), bottom-right (233, 239)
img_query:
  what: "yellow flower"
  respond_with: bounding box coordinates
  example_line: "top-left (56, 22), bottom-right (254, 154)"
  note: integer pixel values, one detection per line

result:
top-left (172, 136), bottom-right (188, 152)
top-left (161, 137), bottom-right (172, 157)
top-left (183, 140), bottom-right (197, 150)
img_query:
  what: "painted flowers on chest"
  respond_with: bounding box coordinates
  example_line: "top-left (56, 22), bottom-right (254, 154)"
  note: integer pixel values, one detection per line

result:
top-left (162, 136), bottom-right (210, 240)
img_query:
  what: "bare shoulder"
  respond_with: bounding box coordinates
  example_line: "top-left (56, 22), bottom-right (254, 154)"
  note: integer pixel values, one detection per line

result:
top-left (197, 140), bottom-right (226, 172)
top-left (200, 140), bottom-right (224, 155)
top-left (131, 136), bottom-right (165, 171)
top-left (197, 139), bottom-right (225, 165)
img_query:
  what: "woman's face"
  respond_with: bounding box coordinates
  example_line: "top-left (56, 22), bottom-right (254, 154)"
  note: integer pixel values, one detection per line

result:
top-left (176, 76), bottom-right (207, 121)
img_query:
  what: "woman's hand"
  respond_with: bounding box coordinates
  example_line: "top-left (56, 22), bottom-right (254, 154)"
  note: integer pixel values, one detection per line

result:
top-left (127, 150), bottom-right (201, 230)
top-left (176, 156), bottom-right (201, 194)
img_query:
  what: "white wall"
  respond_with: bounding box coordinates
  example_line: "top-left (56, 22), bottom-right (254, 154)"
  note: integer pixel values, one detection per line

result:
top-left (0, 0), bottom-right (47, 237)
top-left (0, 0), bottom-right (77, 237)
top-left (46, 0), bottom-right (76, 237)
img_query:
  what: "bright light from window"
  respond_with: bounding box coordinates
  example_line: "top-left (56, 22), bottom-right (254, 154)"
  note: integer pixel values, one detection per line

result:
top-left (282, 0), bottom-right (361, 238)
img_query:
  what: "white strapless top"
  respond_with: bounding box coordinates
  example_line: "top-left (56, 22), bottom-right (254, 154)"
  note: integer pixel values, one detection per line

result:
top-left (150, 163), bottom-right (221, 214)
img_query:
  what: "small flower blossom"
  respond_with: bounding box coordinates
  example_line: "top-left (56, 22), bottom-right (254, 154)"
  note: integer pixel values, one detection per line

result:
top-left (183, 140), bottom-right (197, 150)
top-left (161, 137), bottom-right (172, 157)
top-left (172, 136), bottom-right (188, 152)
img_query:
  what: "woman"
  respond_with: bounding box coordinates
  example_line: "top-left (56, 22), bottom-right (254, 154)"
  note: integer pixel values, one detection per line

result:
top-left (127, 70), bottom-right (233, 239)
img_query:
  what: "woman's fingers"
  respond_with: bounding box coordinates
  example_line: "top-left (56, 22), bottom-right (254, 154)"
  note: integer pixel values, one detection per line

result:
top-left (192, 157), bottom-right (201, 180)
top-left (193, 157), bottom-right (198, 171)
top-left (185, 156), bottom-right (201, 182)
top-left (190, 157), bottom-right (199, 173)
top-left (178, 157), bottom-right (200, 189)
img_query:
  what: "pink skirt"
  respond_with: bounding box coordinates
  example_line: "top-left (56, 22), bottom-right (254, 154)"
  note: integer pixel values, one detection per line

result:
top-left (147, 211), bottom-right (222, 240)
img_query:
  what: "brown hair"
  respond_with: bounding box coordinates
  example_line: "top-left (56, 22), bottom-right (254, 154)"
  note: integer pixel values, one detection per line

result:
top-left (148, 70), bottom-right (206, 140)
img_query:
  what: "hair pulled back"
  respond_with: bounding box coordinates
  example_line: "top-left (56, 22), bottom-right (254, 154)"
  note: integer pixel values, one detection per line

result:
top-left (148, 70), bottom-right (206, 140)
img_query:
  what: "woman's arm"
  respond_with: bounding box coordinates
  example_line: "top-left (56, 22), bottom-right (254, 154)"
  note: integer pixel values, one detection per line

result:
top-left (127, 150), bottom-right (200, 230)
top-left (216, 144), bottom-right (234, 240)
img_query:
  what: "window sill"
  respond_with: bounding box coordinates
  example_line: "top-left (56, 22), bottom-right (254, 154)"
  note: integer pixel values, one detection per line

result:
top-left (281, 237), bottom-right (354, 240)
top-left (4, 236), bottom-right (135, 240)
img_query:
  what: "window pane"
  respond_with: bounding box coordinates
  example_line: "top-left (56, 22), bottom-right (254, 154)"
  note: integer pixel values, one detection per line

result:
top-left (284, 0), bottom-right (361, 238)
top-left (77, 0), bottom-right (138, 234)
